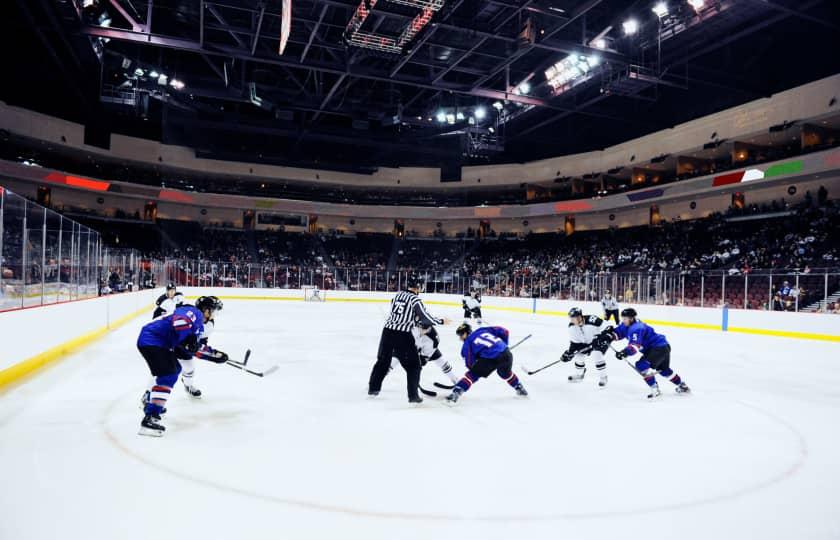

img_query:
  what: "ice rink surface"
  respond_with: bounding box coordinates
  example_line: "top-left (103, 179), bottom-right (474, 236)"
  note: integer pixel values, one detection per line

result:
top-left (1, 298), bottom-right (839, 540)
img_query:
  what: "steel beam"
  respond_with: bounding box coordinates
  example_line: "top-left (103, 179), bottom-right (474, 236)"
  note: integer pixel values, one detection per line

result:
top-left (251, 5), bottom-right (266, 55)
top-left (107, 0), bottom-right (143, 31)
top-left (81, 25), bottom-right (625, 122)
top-left (741, 0), bottom-right (834, 29)
top-left (301, 5), bottom-right (329, 62)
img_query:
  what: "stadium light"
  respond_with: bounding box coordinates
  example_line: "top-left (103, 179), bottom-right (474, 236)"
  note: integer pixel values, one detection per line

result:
top-left (474, 106), bottom-right (487, 120)
top-left (157, 74), bottom-right (168, 86)
top-left (435, 110), bottom-right (446, 123)
top-left (622, 18), bottom-right (639, 35)
top-left (687, 0), bottom-right (704, 10)
top-left (445, 113), bottom-right (455, 124)
top-left (170, 79), bottom-right (185, 90)
top-left (592, 38), bottom-right (607, 50)
top-left (149, 70), bottom-right (159, 78)
top-left (456, 111), bottom-right (465, 121)
top-left (652, 2), bottom-right (668, 17)
top-left (134, 68), bottom-right (145, 77)
top-left (492, 101), bottom-right (504, 111)
top-left (518, 81), bottom-right (531, 94)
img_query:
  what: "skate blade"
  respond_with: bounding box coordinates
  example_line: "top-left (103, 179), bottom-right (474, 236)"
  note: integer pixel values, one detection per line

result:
top-left (138, 427), bottom-right (164, 437)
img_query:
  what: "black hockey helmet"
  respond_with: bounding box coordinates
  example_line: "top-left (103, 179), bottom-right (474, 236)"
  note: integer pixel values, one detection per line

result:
top-left (621, 307), bottom-right (637, 319)
top-left (456, 322), bottom-right (473, 337)
top-left (406, 274), bottom-right (425, 292)
top-left (568, 307), bottom-right (583, 318)
top-left (196, 295), bottom-right (223, 314)
top-left (166, 282), bottom-right (177, 291)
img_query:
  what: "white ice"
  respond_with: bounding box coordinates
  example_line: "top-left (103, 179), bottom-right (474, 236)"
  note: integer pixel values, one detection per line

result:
top-left (1, 299), bottom-right (839, 540)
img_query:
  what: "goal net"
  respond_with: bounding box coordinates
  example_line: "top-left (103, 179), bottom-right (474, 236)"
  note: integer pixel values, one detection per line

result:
top-left (303, 286), bottom-right (326, 302)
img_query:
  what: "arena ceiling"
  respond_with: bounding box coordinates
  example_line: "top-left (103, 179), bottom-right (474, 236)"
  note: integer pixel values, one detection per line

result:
top-left (2, 0), bottom-right (839, 171)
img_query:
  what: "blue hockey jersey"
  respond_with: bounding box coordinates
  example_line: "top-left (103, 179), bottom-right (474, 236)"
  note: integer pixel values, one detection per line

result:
top-left (137, 305), bottom-right (205, 351)
top-left (461, 326), bottom-right (510, 367)
top-left (612, 320), bottom-right (669, 357)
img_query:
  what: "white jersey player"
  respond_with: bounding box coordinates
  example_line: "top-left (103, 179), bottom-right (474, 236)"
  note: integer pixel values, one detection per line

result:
top-left (601, 292), bottom-right (619, 324)
top-left (411, 324), bottom-right (461, 385)
top-left (462, 290), bottom-right (483, 323)
top-left (153, 283), bottom-right (184, 318)
top-left (560, 307), bottom-right (611, 387)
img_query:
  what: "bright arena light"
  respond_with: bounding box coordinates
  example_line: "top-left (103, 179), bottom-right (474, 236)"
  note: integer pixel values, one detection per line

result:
top-left (435, 110), bottom-right (446, 123)
top-left (688, 0), bottom-right (705, 10)
top-left (518, 81), bottom-right (531, 94)
top-left (170, 79), bottom-right (185, 90)
top-left (652, 2), bottom-right (668, 18)
top-left (492, 101), bottom-right (504, 111)
top-left (622, 18), bottom-right (639, 35)
top-left (474, 106), bottom-right (487, 120)
top-left (544, 55), bottom-right (599, 92)
top-left (592, 38), bottom-right (607, 49)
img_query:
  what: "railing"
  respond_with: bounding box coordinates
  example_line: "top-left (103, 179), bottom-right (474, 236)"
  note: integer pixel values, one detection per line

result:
top-left (0, 187), bottom-right (166, 311)
top-left (163, 259), bottom-right (840, 313)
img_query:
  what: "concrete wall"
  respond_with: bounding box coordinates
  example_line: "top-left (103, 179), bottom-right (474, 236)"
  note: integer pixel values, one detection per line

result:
top-left (1, 74), bottom-right (837, 188)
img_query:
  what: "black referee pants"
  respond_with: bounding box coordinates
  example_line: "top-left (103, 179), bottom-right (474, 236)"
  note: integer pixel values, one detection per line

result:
top-left (369, 328), bottom-right (421, 400)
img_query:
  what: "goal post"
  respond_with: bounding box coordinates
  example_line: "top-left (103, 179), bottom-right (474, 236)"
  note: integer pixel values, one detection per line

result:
top-left (303, 286), bottom-right (325, 302)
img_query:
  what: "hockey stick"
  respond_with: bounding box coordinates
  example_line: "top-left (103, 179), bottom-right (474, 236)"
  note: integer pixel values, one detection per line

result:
top-left (226, 349), bottom-right (251, 367)
top-left (521, 344), bottom-right (595, 376)
top-left (419, 385), bottom-right (437, 397)
top-left (434, 333), bottom-right (534, 389)
top-left (225, 350), bottom-right (278, 377)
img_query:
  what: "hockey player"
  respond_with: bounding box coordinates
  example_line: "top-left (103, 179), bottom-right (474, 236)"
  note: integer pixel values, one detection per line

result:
top-left (462, 290), bottom-right (483, 323)
top-left (603, 307), bottom-right (691, 399)
top-left (178, 296), bottom-right (223, 398)
top-left (137, 296), bottom-right (228, 436)
top-left (369, 276), bottom-right (450, 403)
top-left (560, 307), bottom-right (610, 387)
top-left (153, 283), bottom-right (184, 318)
top-left (445, 323), bottom-right (528, 404)
top-left (412, 323), bottom-right (460, 385)
top-left (601, 291), bottom-right (619, 324)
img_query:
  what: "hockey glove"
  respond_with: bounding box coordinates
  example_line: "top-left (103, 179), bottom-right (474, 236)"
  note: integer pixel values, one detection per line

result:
top-left (196, 346), bottom-right (229, 363)
top-left (561, 350), bottom-right (574, 363)
top-left (614, 349), bottom-right (628, 360)
top-left (419, 355), bottom-right (429, 367)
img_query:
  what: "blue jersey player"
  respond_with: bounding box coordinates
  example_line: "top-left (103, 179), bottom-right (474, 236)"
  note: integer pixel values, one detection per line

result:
top-left (137, 296), bottom-right (227, 436)
top-left (601, 308), bottom-right (691, 399)
top-left (445, 323), bottom-right (528, 404)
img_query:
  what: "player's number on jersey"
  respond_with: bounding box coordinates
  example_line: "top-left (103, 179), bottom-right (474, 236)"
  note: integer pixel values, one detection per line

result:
top-left (393, 300), bottom-right (407, 315)
top-left (474, 332), bottom-right (502, 347)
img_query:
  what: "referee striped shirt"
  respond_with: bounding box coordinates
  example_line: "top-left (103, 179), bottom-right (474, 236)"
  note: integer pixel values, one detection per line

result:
top-left (384, 290), bottom-right (444, 332)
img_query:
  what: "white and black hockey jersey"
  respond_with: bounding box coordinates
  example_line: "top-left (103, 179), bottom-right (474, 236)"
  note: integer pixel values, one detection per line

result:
top-left (568, 315), bottom-right (609, 352)
top-left (384, 290), bottom-right (443, 332)
top-left (412, 326), bottom-right (440, 359)
top-left (601, 296), bottom-right (619, 311)
top-left (463, 295), bottom-right (481, 311)
top-left (154, 292), bottom-right (184, 317)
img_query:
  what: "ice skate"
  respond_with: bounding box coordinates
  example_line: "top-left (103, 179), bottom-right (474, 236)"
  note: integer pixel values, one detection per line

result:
top-left (182, 379), bottom-right (202, 399)
top-left (647, 385), bottom-right (662, 400)
top-left (138, 414), bottom-right (165, 437)
top-left (408, 395), bottom-right (423, 405)
top-left (514, 383), bottom-right (528, 397)
top-left (675, 382), bottom-right (691, 395)
top-left (568, 367), bottom-right (586, 382)
top-left (598, 374), bottom-right (608, 388)
top-left (445, 387), bottom-right (464, 405)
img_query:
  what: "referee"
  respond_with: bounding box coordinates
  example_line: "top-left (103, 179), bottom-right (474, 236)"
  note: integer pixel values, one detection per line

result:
top-left (368, 276), bottom-right (450, 403)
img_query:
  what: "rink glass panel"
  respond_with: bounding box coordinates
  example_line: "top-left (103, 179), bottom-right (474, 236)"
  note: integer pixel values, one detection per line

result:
top-left (0, 187), bottom-right (134, 311)
top-left (159, 259), bottom-right (840, 314)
